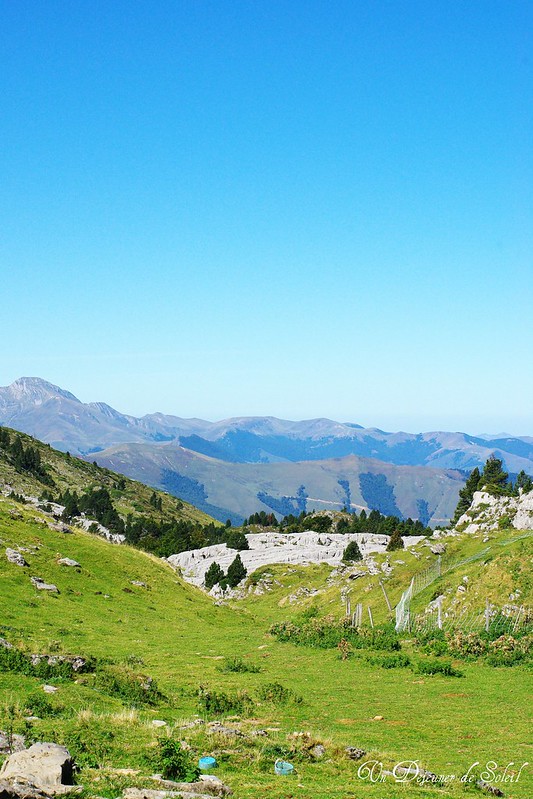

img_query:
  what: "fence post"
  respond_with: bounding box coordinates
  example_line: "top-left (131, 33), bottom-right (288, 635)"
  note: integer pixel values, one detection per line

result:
top-left (437, 596), bottom-right (442, 630)
top-left (485, 598), bottom-right (490, 632)
top-left (438, 555), bottom-right (442, 578)
top-left (379, 579), bottom-right (393, 613)
top-left (368, 606), bottom-right (374, 628)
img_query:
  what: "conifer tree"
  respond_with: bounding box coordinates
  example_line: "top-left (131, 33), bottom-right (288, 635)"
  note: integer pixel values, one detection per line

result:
top-left (480, 456), bottom-right (509, 493)
top-left (226, 554), bottom-right (247, 587)
top-left (205, 561), bottom-right (225, 590)
top-left (342, 540), bottom-right (362, 562)
top-left (386, 529), bottom-right (404, 551)
top-left (452, 467), bottom-right (481, 524)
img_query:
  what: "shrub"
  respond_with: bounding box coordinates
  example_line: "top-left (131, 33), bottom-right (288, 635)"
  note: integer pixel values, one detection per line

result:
top-left (94, 665), bottom-right (163, 706)
top-left (155, 737), bottom-right (200, 782)
top-left (269, 619), bottom-right (400, 651)
top-left (197, 685), bottom-right (254, 717)
top-left (413, 628), bottom-right (449, 656)
top-left (446, 631), bottom-right (487, 658)
top-left (256, 682), bottom-right (303, 705)
top-left (416, 659), bottom-right (464, 677)
top-left (217, 656), bottom-right (261, 674)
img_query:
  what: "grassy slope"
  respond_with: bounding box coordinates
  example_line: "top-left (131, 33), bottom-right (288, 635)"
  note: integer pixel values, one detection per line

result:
top-left (0, 426), bottom-right (216, 527)
top-left (1, 493), bottom-right (532, 799)
top-left (238, 526), bottom-right (533, 632)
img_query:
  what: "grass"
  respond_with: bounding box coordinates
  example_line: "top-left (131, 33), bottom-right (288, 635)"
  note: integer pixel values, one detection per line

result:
top-left (0, 494), bottom-right (532, 798)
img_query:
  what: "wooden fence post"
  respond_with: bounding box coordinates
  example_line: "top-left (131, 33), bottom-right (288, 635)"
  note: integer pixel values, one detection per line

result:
top-left (379, 579), bottom-right (393, 613)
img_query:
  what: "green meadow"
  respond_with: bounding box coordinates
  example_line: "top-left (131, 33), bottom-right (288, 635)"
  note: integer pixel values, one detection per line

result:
top-left (1, 496), bottom-right (531, 799)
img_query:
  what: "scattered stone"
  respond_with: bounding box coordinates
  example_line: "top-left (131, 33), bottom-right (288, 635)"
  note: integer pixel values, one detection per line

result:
top-left (476, 780), bottom-right (504, 797)
top-left (49, 524), bottom-right (72, 534)
top-left (122, 778), bottom-right (232, 799)
top-left (31, 577), bottom-right (59, 593)
top-left (206, 722), bottom-right (242, 737)
top-left (151, 721), bottom-right (167, 728)
top-left (310, 744), bottom-right (326, 759)
top-left (0, 742), bottom-right (74, 788)
top-left (372, 715), bottom-right (384, 721)
top-left (345, 747), bottom-right (366, 760)
top-left (131, 581), bottom-right (148, 588)
top-left (42, 686), bottom-right (58, 694)
top-left (178, 719), bottom-right (205, 730)
top-left (430, 543), bottom-right (446, 555)
top-left (5, 549), bottom-right (28, 568)
top-left (58, 559), bottom-right (80, 568)
top-left (250, 729), bottom-right (268, 737)
top-left (0, 733), bottom-right (26, 755)
top-left (0, 639), bottom-right (13, 650)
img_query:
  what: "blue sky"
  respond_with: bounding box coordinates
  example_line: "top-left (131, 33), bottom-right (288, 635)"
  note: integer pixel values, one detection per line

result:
top-left (1, 1), bottom-right (531, 433)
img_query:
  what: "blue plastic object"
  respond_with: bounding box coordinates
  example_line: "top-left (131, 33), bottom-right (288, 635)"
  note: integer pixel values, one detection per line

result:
top-left (199, 756), bottom-right (217, 771)
top-left (274, 759), bottom-right (294, 776)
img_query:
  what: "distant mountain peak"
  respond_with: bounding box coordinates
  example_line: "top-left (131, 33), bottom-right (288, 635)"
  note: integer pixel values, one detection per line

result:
top-left (5, 377), bottom-right (80, 404)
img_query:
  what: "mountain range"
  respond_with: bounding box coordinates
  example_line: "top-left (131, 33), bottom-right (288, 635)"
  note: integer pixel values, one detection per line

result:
top-left (1, 376), bottom-right (532, 524)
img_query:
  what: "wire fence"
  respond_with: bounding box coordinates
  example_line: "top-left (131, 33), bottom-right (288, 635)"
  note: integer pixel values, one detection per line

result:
top-left (395, 548), bottom-right (492, 631)
top-left (410, 603), bottom-right (533, 636)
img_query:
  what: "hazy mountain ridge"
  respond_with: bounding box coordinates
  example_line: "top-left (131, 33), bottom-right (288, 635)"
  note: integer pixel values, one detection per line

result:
top-left (89, 440), bottom-right (465, 526)
top-left (1, 378), bottom-right (531, 476)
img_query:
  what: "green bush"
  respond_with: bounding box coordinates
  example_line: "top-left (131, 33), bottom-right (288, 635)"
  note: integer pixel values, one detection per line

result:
top-left (269, 618), bottom-right (400, 651)
top-left (413, 628), bottom-right (449, 656)
top-left (94, 665), bottom-right (163, 706)
top-left (155, 737), bottom-right (200, 782)
top-left (197, 685), bottom-right (254, 717)
top-left (256, 682), bottom-right (303, 704)
top-left (217, 656), bottom-right (261, 674)
top-left (367, 653), bottom-right (411, 669)
top-left (416, 659), bottom-right (464, 677)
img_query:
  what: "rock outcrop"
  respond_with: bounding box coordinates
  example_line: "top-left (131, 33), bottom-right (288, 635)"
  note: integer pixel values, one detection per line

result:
top-left (456, 489), bottom-right (533, 535)
top-left (168, 530), bottom-right (425, 588)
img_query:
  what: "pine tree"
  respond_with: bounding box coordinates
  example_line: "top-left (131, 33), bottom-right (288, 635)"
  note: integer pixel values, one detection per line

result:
top-left (452, 467), bottom-right (481, 524)
top-left (480, 456), bottom-right (509, 494)
top-left (226, 554), bottom-right (247, 587)
top-left (342, 540), bottom-right (362, 563)
top-left (515, 470), bottom-right (533, 494)
top-left (205, 561), bottom-right (225, 590)
top-left (386, 529), bottom-right (404, 551)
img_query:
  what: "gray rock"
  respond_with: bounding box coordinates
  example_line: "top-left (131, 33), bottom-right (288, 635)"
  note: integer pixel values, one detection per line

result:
top-left (31, 577), bottom-right (59, 592)
top-left (476, 780), bottom-right (504, 797)
top-left (58, 559), bottom-right (80, 568)
top-left (0, 733), bottom-right (26, 755)
top-left (42, 685), bottom-right (58, 694)
top-left (430, 543), bottom-right (446, 555)
top-left (0, 743), bottom-right (74, 787)
top-left (131, 581), bottom-right (147, 588)
top-left (311, 744), bottom-right (326, 759)
top-left (207, 722), bottom-right (242, 737)
top-left (5, 549), bottom-right (27, 567)
top-left (345, 747), bottom-right (366, 760)
top-left (0, 639), bottom-right (13, 650)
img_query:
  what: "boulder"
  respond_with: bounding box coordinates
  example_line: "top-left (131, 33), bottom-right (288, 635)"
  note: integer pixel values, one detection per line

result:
top-left (5, 549), bottom-right (27, 568)
top-left (58, 559), bottom-right (80, 568)
top-left (0, 743), bottom-right (74, 787)
top-left (430, 543), bottom-right (446, 555)
top-left (31, 578), bottom-right (59, 593)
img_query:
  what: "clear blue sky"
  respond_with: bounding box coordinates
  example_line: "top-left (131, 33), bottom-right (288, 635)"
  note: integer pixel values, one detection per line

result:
top-left (1, 1), bottom-right (531, 433)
